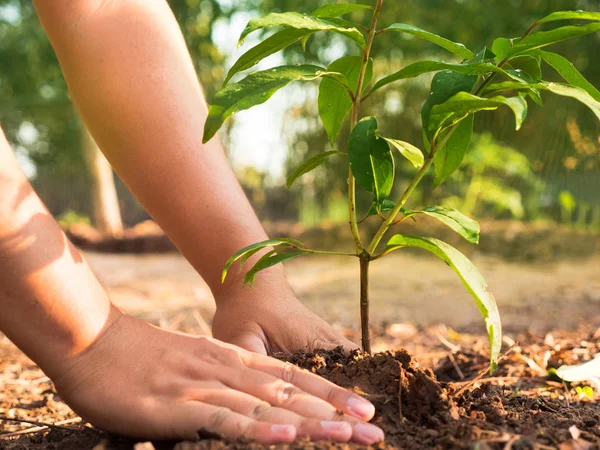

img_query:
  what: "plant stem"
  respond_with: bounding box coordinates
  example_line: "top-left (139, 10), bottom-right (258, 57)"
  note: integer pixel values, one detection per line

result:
top-left (347, 0), bottom-right (384, 254)
top-left (359, 253), bottom-right (371, 354)
top-left (367, 157), bottom-right (434, 254)
top-left (298, 248), bottom-right (357, 257)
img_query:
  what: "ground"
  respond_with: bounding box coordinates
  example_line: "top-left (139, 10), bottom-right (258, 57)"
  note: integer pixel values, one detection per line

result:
top-left (1, 251), bottom-right (600, 449)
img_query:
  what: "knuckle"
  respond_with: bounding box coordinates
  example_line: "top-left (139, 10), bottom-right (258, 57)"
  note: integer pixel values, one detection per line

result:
top-left (248, 401), bottom-right (271, 419)
top-left (281, 362), bottom-right (299, 384)
top-left (207, 407), bottom-right (230, 431)
top-left (275, 381), bottom-right (299, 406)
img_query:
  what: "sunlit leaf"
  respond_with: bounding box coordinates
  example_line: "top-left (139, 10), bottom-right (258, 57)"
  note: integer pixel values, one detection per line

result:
top-left (287, 151), bottom-right (343, 188)
top-left (537, 50), bottom-right (600, 101)
top-left (348, 117), bottom-right (395, 205)
top-left (383, 23), bottom-right (475, 60)
top-left (203, 65), bottom-right (348, 143)
top-left (383, 235), bottom-right (502, 370)
top-left (538, 11), bottom-right (600, 24)
top-left (312, 3), bottom-right (372, 18)
top-left (367, 199), bottom-right (397, 217)
top-left (380, 137), bottom-right (424, 168)
top-left (244, 250), bottom-right (305, 287)
top-left (222, 238), bottom-right (304, 282)
top-left (238, 12), bottom-right (366, 48)
top-left (506, 54), bottom-right (542, 81)
top-left (433, 115), bottom-right (474, 187)
top-left (492, 23), bottom-right (600, 61)
top-left (371, 61), bottom-right (521, 95)
top-left (225, 29), bottom-right (311, 85)
top-left (429, 92), bottom-right (528, 132)
top-left (319, 56), bottom-right (373, 144)
top-left (404, 206), bottom-right (480, 243)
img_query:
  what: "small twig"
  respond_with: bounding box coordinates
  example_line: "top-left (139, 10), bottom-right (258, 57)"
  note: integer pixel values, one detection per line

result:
top-left (454, 343), bottom-right (519, 396)
top-left (448, 352), bottom-right (465, 380)
top-left (434, 326), bottom-right (461, 353)
top-left (192, 309), bottom-right (212, 337)
top-left (0, 417), bottom-right (82, 438)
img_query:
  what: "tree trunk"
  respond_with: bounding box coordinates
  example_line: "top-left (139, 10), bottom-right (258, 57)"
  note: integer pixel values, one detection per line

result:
top-left (80, 124), bottom-right (123, 237)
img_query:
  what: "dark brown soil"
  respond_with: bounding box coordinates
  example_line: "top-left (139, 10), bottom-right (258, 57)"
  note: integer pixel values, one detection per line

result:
top-left (2, 328), bottom-right (600, 450)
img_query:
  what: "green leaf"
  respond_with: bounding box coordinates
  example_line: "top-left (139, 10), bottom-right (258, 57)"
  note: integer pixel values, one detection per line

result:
top-left (222, 238), bottom-right (304, 282)
top-left (538, 11), bottom-right (600, 24)
top-left (384, 23), bottom-right (475, 60)
top-left (404, 206), bottom-right (480, 243)
top-left (348, 117), bottom-right (395, 205)
top-left (421, 70), bottom-right (478, 143)
top-left (371, 61), bottom-right (519, 95)
top-left (383, 235), bottom-right (502, 370)
top-left (506, 54), bottom-right (542, 81)
top-left (319, 56), bottom-right (373, 145)
top-left (492, 23), bottom-right (600, 61)
top-left (238, 12), bottom-right (366, 48)
top-left (433, 115), bottom-right (474, 187)
top-left (380, 137), bottom-right (424, 168)
top-left (483, 81), bottom-right (600, 121)
top-left (311, 3), bottom-right (372, 18)
top-left (287, 151), bottom-right (343, 188)
top-left (224, 29), bottom-right (311, 85)
top-left (203, 65), bottom-right (348, 143)
top-left (537, 50), bottom-right (600, 101)
top-left (244, 251), bottom-right (305, 287)
top-left (429, 92), bottom-right (528, 132)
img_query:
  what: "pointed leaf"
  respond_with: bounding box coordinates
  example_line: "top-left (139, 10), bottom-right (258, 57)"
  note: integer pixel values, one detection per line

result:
top-left (222, 238), bottom-right (304, 282)
top-left (554, 357), bottom-right (600, 383)
top-left (225, 29), bottom-right (311, 85)
top-left (384, 235), bottom-right (502, 370)
top-left (404, 206), bottom-right (480, 243)
top-left (492, 23), bottom-right (600, 61)
top-left (203, 65), bottom-right (348, 143)
top-left (312, 4), bottom-right (372, 18)
top-left (380, 137), bottom-right (424, 168)
top-left (538, 11), bottom-right (600, 24)
top-left (319, 56), bottom-right (373, 144)
top-left (506, 54), bottom-right (542, 81)
top-left (238, 12), bottom-right (366, 48)
top-left (537, 50), bottom-right (600, 101)
top-left (287, 151), bottom-right (343, 188)
top-left (429, 92), bottom-right (528, 133)
top-left (433, 115), bottom-right (474, 187)
top-left (371, 61), bottom-right (520, 95)
top-left (244, 251), bottom-right (305, 286)
top-left (384, 23), bottom-right (475, 60)
top-left (348, 117), bottom-right (395, 204)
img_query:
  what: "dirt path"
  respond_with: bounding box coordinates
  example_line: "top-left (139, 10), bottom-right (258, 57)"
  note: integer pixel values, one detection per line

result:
top-left (84, 251), bottom-right (600, 335)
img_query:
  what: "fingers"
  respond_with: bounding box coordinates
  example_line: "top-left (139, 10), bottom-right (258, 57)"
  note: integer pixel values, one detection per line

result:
top-left (176, 403), bottom-right (296, 444)
top-left (240, 352), bottom-right (376, 421)
top-left (219, 364), bottom-right (384, 444)
top-left (184, 381), bottom-right (353, 442)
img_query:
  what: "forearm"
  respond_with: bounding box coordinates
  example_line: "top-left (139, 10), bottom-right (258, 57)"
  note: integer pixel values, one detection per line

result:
top-left (33, 0), bottom-right (284, 299)
top-left (0, 130), bottom-right (120, 377)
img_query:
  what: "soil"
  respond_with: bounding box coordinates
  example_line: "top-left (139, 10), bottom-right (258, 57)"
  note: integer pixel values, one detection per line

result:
top-left (2, 327), bottom-right (600, 450)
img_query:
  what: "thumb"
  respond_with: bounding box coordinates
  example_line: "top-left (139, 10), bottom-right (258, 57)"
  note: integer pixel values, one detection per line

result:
top-left (226, 331), bottom-right (269, 355)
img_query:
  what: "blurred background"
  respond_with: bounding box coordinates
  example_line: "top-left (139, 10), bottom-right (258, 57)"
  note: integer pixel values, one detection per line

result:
top-left (1, 0), bottom-right (599, 346)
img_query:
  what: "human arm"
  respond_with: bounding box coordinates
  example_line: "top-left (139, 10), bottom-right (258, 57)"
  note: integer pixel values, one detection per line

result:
top-left (31, 0), bottom-right (356, 355)
top-left (0, 128), bottom-right (383, 443)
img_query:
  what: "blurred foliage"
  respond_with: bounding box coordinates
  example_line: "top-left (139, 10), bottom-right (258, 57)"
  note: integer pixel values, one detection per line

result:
top-left (1, 0), bottom-right (599, 226)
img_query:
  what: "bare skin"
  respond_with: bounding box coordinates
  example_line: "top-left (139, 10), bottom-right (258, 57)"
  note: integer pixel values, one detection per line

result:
top-left (0, 0), bottom-right (384, 444)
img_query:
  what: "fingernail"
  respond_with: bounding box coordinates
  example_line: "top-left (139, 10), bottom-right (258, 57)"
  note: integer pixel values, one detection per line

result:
top-left (270, 424), bottom-right (296, 437)
top-left (321, 421), bottom-right (352, 433)
top-left (347, 395), bottom-right (375, 419)
top-left (354, 423), bottom-right (385, 444)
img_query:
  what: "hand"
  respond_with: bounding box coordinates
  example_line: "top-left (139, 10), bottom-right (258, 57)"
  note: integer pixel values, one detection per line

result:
top-left (51, 309), bottom-right (383, 444)
top-left (212, 282), bottom-right (358, 355)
